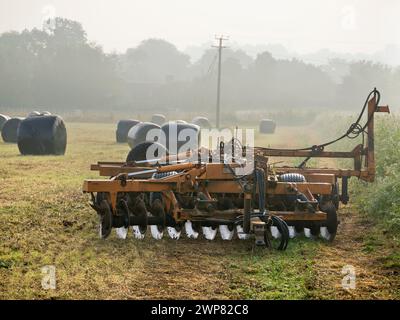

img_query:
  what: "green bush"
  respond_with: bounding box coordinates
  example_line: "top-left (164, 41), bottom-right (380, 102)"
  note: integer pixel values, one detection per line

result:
top-left (351, 116), bottom-right (400, 232)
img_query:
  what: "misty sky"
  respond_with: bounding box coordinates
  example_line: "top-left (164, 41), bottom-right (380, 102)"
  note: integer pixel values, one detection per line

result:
top-left (0, 0), bottom-right (399, 54)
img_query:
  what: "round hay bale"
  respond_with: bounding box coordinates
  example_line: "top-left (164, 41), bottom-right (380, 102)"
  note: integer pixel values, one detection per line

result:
top-left (192, 116), bottom-right (211, 129)
top-left (17, 115), bottom-right (67, 155)
top-left (151, 114), bottom-right (166, 126)
top-left (0, 114), bottom-right (10, 131)
top-left (41, 111), bottom-right (52, 116)
top-left (161, 122), bottom-right (200, 154)
top-left (126, 142), bottom-right (168, 165)
top-left (116, 120), bottom-right (141, 143)
top-left (127, 122), bottom-right (161, 149)
top-left (1, 117), bottom-right (24, 143)
top-left (259, 119), bottom-right (276, 134)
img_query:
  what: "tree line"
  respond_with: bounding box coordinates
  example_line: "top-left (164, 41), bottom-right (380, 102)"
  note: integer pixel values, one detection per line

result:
top-left (0, 18), bottom-right (398, 115)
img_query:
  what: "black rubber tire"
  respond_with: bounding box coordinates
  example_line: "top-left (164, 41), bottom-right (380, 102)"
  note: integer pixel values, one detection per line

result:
top-left (279, 173), bottom-right (306, 183)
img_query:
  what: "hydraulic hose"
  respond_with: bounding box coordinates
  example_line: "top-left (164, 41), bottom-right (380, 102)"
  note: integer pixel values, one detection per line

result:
top-left (261, 88), bottom-right (380, 152)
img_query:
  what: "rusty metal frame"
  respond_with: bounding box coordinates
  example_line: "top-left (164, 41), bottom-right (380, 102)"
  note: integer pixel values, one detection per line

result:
top-left (83, 161), bottom-right (332, 223)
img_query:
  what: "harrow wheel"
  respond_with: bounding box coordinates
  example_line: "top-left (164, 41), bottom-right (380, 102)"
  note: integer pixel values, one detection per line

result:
top-left (219, 225), bottom-right (235, 240)
top-left (185, 221), bottom-right (200, 239)
top-left (270, 226), bottom-right (281, 239)
top-left (320, 201), bottom-right (338, 242)
top-left (131, 197), bottom-right (148, 240)
top-left (167, 224), bottom-right (182, 240)
top-left (115, 227), bottom-right (128, 239)
top-left (150, 225), bottom-right (164, 240)
top-left (132, 225), bottom-right (147, 239)
top-left (288, 226), bottom-right (297, 238)
top-left (236, 225), bottom-right (250, 240)
top-left (294, 223), bottom-right (304, 235)
top-left (115, 199), bottom-right (130, 239)
top-left (309, 224), bottom-right (321, 238)
top-left (98, 199), bottom-right (113, 239)
top-left (150, 198), bottom-right (166, 240)
top-left (202, 226), bottom-right (218, 240)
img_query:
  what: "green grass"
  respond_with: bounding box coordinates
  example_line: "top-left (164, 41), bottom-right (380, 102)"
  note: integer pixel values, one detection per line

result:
top-left (226, 240), bottom-right (319, 299)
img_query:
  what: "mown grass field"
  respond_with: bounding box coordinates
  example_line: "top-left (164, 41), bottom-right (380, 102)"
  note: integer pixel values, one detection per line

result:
top-left (0, 121), bottom-right (399, 299)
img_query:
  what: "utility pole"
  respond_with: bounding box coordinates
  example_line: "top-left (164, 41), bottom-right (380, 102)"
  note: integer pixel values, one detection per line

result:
top-left (212, 35), bottom-right (229, 129)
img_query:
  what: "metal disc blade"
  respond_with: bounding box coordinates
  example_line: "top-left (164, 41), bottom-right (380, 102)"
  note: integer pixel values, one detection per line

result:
top-left (202, 226), bottom-right (217, 240)
top-left (320, 226), bottom-right (331, 241)
top-left (98, 223), bottom-right (103, 239)
top-left (115, 227), bottom-right (128, 239)
top-left (304, 228), bottom-right (312, 238)
top-left (270, 226), bottom-right (281, 239)
top-left (288, 226), bottom-right (297, 238)
top-left (132, 226), bottom-right (146, 239)
top-left (185, 221), bottom-right (199, 239)
top-left (219, 225), bottom-right (234, 241)
top-left (167, 227), bottom-right (181, 240)
top-left (150, 225), bottom-right (164, 240)
top-left (98, 200), bottom-right (112, 239)
top-left (236, 225), bottom-right (250, 240)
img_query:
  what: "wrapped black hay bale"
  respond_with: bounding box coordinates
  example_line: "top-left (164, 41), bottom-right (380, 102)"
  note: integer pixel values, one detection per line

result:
top-left (17, 115), bottom-right (67, 155)
top-left (151, 114), bottom-right (166, 126)
top-left (192, 116), bottom-right (211, 129)
top-left (127, 122), bottom-right (161, 149)
top-left (126, 141), bottom-right (168, 165)
top-left (0, 114), bottom-right (10, 131)
top-left (1, 117), bottom-right (24, 143)
top-left (161, 122), bottom-right (200, 154)
top-left (116, 120), bottom-right (141, 143)
top-left (259, 119), bottom-right (276, 134)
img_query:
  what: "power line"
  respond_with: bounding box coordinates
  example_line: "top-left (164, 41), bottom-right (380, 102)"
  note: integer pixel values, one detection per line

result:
top-left (206, 52), bottom-right (218, 75)
top-left (212, 35), bottom-right (229, 129)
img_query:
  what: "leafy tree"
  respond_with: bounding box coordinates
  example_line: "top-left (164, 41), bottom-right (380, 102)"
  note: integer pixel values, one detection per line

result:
top-left (120, 39), bottom-right (190, 84)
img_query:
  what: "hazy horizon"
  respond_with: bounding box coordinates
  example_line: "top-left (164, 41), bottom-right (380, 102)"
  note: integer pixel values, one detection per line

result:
top-left (1, 0), bottom-right (399, 112)
top-left (1, 0), bottom-right (399, 58)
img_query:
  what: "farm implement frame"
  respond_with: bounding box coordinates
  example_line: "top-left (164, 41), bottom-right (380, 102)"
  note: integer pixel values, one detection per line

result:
top-left (83, 89), bottom-right (389, 250)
